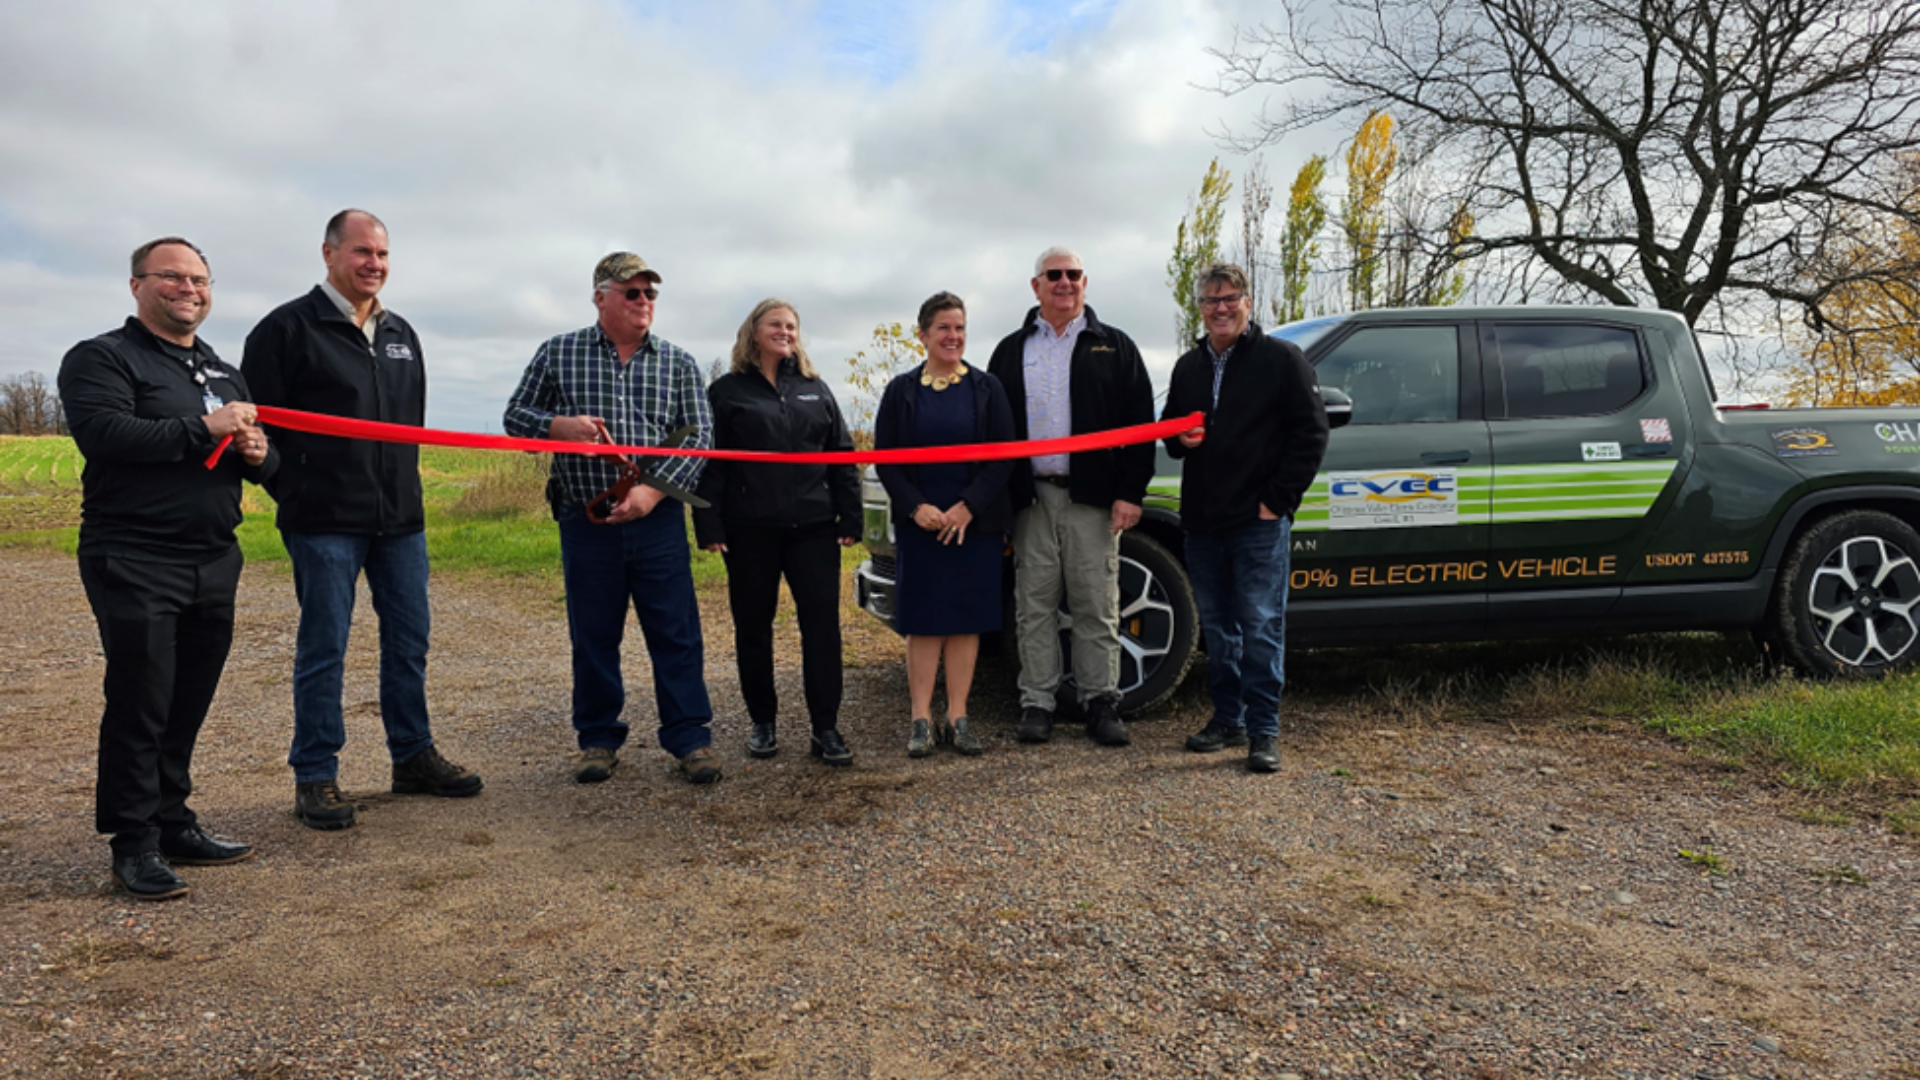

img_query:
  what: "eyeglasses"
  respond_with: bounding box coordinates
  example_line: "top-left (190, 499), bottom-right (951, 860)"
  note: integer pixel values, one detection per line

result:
top-left (1041, 268), bottom-right (1084, 283)
top-left (138, 271), bottom-right (214, 290)
top-left (1197, 293), bottom-right (1246, 309)
top-left (607, 284), bottom-right (658, 301)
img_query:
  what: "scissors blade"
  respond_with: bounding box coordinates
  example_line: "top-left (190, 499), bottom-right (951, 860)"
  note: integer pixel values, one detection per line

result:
top-left (637, 469), bottom-right (710, 509)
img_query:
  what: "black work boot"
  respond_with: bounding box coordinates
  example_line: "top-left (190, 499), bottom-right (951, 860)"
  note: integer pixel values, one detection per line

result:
top-left (1085, 696), bottom-right (1130, 747)
top-left (1185, 720), bottom-right (1249, 754)
top-left (295, 780), bottom-right (356, 830)
top-left (392, 745), bottom-right (483, 798)
top-left (1015, 706), bottom-right (1054, 743)
top-left (747, 721), bottom-right (778, 759)
top-left (1247, 734), bottom-right (1281, 773)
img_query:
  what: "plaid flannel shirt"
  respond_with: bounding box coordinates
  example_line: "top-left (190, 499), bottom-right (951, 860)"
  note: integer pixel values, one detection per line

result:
top-left (503, 323), bottom-right (712, 504)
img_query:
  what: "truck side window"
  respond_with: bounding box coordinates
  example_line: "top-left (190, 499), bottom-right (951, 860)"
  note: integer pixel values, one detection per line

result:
top-left (1312, 326), bottom-right (1460, 425)
top-left (1492, 324), bottom-right (1647, 418)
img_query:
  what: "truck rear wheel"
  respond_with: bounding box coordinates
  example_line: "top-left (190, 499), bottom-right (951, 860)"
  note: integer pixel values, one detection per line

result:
top-left (1771, 509), bottom-right (1920, 677)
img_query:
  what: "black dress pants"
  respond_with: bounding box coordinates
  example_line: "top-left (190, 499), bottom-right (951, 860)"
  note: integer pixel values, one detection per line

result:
top-left (79, 547), bottom-right (242, 857)
top-left (720, 521), bottom-right (843, 733)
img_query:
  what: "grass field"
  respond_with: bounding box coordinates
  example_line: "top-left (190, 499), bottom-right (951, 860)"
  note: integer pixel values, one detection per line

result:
top-left (5, 434), bottom-right (1917, 807)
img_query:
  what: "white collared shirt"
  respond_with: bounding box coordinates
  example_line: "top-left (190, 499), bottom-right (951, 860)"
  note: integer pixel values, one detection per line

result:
top-left (320, 279), bottom-right (387, 344)
top-left (1022, 311), bottom-right (1085, 477)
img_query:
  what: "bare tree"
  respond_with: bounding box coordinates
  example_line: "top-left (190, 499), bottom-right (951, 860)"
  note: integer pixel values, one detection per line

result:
top-left (1237, 156), bottom-right (1276, 319)
top-left (0, 372), bottom-right (63, 436)
top-left (1213, 0), bottom-right (1920, 332)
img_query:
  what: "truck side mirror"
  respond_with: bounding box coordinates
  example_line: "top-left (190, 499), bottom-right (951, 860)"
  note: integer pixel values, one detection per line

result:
top-left (1321, 386), bottom-right (1353, 430)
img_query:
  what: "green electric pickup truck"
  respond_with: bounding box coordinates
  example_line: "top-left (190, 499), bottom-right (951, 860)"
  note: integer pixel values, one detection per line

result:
top-left (855, 306), bottom-right (1920, 712)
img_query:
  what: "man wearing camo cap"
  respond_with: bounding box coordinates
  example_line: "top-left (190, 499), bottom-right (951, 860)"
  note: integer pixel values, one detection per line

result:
top-left (503, 253), bottom-right (721, 785)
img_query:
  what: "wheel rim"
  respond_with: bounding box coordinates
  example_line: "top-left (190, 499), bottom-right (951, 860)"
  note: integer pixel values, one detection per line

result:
top-left (1805, 535), bottom-right (1920, 667)
top-left (1056, 552), bottom-right (1178, 699)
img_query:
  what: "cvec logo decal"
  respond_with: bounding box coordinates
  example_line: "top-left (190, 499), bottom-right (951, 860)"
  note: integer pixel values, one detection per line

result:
top-left (1327, 469), bottom-right (1459, 530)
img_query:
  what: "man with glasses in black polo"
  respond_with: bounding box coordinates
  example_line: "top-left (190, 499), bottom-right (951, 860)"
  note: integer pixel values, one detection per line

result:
top-left (503, 253), bottom-right (720, 786)
top-left (59, 237), bottom-right (276, 899)
top-left (987, 245), bottom-right (1156, 748)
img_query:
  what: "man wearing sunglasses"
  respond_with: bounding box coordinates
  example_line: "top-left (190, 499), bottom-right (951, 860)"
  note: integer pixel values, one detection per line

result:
top-left (243, 209), bottom-right (484, 832)
top-left (987, 246), bottom-right (1156, 748)
top-left (503, 253), bottom-right (720, 786)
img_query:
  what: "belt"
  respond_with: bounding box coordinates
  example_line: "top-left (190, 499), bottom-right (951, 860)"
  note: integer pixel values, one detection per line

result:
top-left (1035, 474), bottom-right (1070, 487)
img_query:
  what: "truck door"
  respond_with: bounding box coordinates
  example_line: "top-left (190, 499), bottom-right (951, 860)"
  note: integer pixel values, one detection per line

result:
top-left (1483, 319), bottom-right (1690, 627)
top-left (1290, 321), bottom-right (1492, 643)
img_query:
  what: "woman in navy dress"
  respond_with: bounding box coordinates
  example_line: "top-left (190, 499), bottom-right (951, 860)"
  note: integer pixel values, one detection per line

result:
top-left (874, 292), bottom-right (1015, 757)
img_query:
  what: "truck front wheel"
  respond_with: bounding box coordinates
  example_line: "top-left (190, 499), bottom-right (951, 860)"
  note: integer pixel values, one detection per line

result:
top-left (1771, 509), bottom-right (1920, 677)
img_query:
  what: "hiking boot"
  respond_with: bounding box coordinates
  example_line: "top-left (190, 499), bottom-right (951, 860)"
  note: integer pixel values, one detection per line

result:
top-left (111, 850), bottom-right (188, 901)
top-left (1185, 720), bottom-right (1249, 754)
top-left (950, 716), bottom-right (984, 756)
top-left (678, 746), bottom-right (723, 785)
top-left (1248, 734), bottom-right (1281, 774)
top-left (573, 747), bottom-right (618, 784)
top-left (1085, 697), bottom-right (1131, 747)
top-left (392, 745), bottom-right (484, 798)
top-left (907, 718), bottom-right (934, 758)
top-left (747, 721), bottom-right (778, 759)
top-left (1015, 706), bottom-right (1054, 743)
top-left (810, 729), bottom-right (854, 767)
top-left (295, 780), bottom-right (356, 830)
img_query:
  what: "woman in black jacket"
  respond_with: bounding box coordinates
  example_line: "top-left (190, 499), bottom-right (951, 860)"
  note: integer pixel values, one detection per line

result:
top-left (874, 292), bottom-right (1015, 757)
top-left (696, 299), bottom-right (861, 766)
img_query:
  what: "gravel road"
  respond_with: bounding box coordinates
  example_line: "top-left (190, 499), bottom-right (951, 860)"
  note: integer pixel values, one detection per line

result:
top-left (1, 550), bottom-right (1916, 1079)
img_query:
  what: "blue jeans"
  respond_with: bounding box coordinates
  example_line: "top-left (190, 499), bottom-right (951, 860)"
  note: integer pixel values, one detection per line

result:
top-left (1184, 517), bottom-right (1291, 739)
top-left (283, 531), bottom-right (435, 782)
top-left (556, 501), bottom-right (713, 758)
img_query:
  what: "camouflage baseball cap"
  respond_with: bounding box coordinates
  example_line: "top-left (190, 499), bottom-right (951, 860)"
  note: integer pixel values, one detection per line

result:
top-left (593, 252), bottom-right (662, 288)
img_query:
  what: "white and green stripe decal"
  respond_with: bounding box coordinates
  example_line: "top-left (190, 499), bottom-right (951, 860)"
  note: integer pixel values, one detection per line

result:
top-left (1291, 461), bottom-right (1677, 532)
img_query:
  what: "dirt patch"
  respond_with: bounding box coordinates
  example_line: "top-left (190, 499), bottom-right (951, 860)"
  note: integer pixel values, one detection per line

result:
top-left (2, 551), bottom-right (1917, 1078)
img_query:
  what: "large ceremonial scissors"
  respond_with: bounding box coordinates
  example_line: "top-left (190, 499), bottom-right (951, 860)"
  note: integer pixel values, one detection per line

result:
top-left (584, 420), bottom-right (710, 521)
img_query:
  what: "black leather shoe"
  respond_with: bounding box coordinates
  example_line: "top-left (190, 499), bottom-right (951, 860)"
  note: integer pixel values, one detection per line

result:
top-left (1085, 697), bottom-right (1131, 747)
top-left (1248, 734), bottom-right (1281, 773)
top-left (295, 780), bottom-right (357, 830)
top-left (159, 826), bottom-right (253, 866)
top-left (1185, 721), bottom-right (1249, 754)
top-left (112, 851), bottom-right (188, 901)
top-left (748, 722), bottom-right (778, 759)
top-left (810, 729), bottom-right (853, 766)
top-left (392, 745), bottom-right (483, 798)
top-left (1015, 706), bottom-right (1054, 743)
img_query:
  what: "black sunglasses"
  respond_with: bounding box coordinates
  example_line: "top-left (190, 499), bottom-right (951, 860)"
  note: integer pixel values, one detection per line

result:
top-left (1042, 268), bottom-right (1084, 282)
top-left (619, 285), bottom-right (659, 301)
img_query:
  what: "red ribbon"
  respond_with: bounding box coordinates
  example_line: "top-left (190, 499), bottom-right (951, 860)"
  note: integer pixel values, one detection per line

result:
top-left (206, 404), bottom-right (1203, 469)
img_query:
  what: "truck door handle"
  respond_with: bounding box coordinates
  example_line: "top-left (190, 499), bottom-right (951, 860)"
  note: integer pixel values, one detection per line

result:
top-left (1627, 444), bottom-right (1671, 458)
top-left (1420, 450), bottom-right (1472, 465)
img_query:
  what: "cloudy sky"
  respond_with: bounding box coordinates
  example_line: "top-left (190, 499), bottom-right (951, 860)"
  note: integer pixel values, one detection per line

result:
top-left (0, 0), bottom-right (1318, 432)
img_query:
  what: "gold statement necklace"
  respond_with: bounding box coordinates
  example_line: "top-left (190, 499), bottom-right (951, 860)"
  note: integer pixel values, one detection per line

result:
top-left (921, 363), bottom-right (969, 391)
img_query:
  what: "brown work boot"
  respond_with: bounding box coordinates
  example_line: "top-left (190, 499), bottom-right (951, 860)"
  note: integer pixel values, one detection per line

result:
top-left (294, 780), bottom-right (356, 830)
top-left (392, 745), bottom-right (483, 798)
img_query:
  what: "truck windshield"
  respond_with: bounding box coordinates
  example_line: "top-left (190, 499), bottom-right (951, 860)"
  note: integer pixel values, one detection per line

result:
top-left (1271, 315), bottom-right (1348, 353)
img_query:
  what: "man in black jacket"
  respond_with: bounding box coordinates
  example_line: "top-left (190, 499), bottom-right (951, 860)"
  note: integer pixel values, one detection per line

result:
top-left (243, 210), bottom-right (481, 831)
top-left (987, 246), bottom-right (1155, 747)
top-left (59, 237), bottom-right (275, 899)
top-left (1161, 264), bottom-right (1329, 773)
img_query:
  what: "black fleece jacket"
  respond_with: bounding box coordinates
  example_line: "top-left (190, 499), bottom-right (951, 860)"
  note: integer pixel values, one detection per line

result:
top-left (241, 286), bottom-right (427, 536)
top-left (985, 304), bottom-right (1155, 513)
top-left (1161, 323), bottom-right (1329, 534)
top-left (59, 317), bottom-right (278, 562)
top-left (693, 358), bottom-right (861, 547)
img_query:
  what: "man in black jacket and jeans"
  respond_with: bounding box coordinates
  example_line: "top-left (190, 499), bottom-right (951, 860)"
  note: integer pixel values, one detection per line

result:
top-left (987, 246), bottom-right (1155, 747)
top-left (243, 209), bottom-right (481, 830)
top-left (1161, 264), bottom-right (1329, 773)
top-left (59, 236), bottom-right (275, 899)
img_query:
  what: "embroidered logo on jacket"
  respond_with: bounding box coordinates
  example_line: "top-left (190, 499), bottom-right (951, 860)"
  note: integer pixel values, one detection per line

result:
top-left (385, 344), bottom-right (415, 361)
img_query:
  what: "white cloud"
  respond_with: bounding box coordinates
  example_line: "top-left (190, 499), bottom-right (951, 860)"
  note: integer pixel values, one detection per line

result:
top-left (0, 0), bottom-right (1307, 431)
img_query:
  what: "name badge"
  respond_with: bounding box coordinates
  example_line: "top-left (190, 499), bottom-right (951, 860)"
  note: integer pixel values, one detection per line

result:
top-left (203, 391), bottom-right (225, 414)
